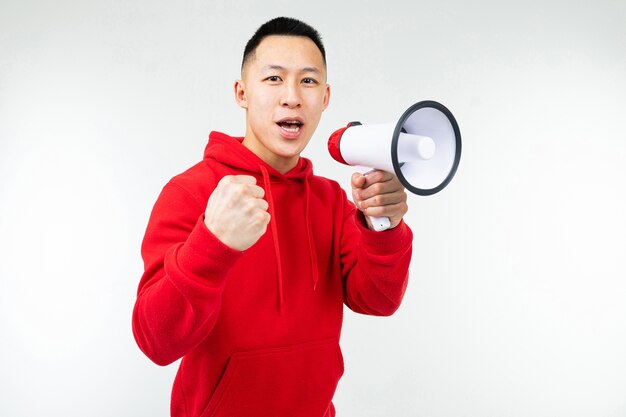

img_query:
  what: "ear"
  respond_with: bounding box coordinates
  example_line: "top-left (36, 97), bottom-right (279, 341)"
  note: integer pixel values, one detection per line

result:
top-left (322, 83), bottom-right (331, 112)
top-left (234, 79), bottom-right (247, 109)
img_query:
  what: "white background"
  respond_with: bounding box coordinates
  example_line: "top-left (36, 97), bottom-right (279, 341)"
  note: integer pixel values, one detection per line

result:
top-left (1, 1), bottom-right (625, 416)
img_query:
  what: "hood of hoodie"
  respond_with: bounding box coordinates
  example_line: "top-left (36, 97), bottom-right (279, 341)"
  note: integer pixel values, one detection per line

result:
top-left (203, 131), bottom-right (314, 182)
top-left (203, 131), bottom-right (319, 314)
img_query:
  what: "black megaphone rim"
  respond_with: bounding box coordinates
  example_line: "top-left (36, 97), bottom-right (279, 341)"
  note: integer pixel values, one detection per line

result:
top-left (391, 100), bottom-right (462, 196)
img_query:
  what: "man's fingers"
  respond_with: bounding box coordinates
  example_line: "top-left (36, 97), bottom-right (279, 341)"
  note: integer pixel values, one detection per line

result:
top-left (360, 170), bottom-right (394, 188)
top-left (229, 175), bottom-right (257, 184)
top-left (257, 197), bottom-right (269, 211)
top-left (357, 179), bottom-right (404, 201)
top-left (351, 172), bottom-right (366, 189)
top-left (351, 170), bottom-right (393, 192)
top-left (349, 170), bottom-right (408, 231)
top-left (353, 170), bottom-right (398, 192)
top-left (248, 184), bottom-right (266, 199)
top-left (362, 201), bottom-right (408, 219)
top-left (359, 190), bottom-right (407, 209)
top-left (206, 175), bottom-right (270, 251)
top-left (221, 175), bottom-right (265, 199)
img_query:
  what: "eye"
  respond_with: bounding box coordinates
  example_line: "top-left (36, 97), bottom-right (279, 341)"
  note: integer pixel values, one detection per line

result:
top-left (302, 77), bottom-right (318, 85)
top-left (265, 75), bottom-right (282, 83)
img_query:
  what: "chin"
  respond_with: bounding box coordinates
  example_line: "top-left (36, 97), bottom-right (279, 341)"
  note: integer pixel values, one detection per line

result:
top-left (274, 145), bottom-right (304, 160)
top-left (273, 134), bottom-right (310, 151)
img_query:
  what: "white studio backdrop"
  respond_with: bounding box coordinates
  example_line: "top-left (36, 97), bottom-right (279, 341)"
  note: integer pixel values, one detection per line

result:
top-left (1, 0), bottom-right (625, 416)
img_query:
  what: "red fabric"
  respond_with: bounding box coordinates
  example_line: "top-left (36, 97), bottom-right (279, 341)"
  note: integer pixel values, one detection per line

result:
top-left (132, 131), bottom-right (413, 416)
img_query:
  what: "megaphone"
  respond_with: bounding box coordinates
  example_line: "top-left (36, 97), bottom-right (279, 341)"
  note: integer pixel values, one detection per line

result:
top-left (328, 100), bottom-right (461, 231)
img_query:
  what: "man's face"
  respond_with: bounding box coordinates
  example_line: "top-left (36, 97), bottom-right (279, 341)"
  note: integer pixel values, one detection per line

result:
top-left (235, 35), bottom-right (330, 173)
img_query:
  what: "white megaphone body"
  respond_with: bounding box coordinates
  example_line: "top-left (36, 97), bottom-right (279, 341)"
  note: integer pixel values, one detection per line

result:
top-left (328, 100), bottom-right (461, 231)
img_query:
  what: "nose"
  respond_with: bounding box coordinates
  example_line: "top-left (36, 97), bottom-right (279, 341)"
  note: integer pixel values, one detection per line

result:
top-left (280, 82), bottom-right (301, 108)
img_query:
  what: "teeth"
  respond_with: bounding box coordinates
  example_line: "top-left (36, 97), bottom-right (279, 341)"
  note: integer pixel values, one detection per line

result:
top-left (278, 120), bottom-right (302, 133)
top-left (282, 125), bottom-right (300, 133)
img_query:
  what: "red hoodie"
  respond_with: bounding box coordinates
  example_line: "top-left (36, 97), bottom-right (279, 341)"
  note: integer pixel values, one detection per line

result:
top-left (132, 131), bottom-right (413, 417)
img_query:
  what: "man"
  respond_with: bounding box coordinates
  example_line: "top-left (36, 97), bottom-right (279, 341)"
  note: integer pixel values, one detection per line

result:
top-left (133, 17), bottom-right (413, 417)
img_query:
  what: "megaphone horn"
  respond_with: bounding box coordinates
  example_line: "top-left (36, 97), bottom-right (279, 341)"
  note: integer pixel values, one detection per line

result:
top-left (328, 100), bottom-right (462, 231)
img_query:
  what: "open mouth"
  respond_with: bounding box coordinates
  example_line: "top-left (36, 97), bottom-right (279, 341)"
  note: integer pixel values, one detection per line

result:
top-left (277, 120), bottom-right (303, 133)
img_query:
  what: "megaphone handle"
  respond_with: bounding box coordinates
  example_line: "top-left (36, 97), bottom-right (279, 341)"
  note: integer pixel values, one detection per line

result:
top-left (355, 166), bottom-right (391, 232)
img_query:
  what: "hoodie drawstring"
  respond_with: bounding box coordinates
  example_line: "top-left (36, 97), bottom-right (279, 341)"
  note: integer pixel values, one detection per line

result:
top-left (304, 177), bottom-right (320, 291)
top-left (259, 165), bottom-right (320, 315)
top-left (260, 165), bottom-right (284, 315)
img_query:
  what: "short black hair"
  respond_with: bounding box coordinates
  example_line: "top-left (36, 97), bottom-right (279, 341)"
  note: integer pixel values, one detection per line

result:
top-left (242, 17), bottom-right (326, 71)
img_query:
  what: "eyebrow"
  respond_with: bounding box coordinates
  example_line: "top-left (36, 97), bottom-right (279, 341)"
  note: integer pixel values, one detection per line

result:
top-left (261, 64), bottom-right (322, 75)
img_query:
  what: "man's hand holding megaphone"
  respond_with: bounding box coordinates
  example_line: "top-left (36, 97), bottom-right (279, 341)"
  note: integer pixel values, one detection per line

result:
top-left (329, 100), bottom-right (462, 231)
top-left (351, 170), bottom-right (408, 231)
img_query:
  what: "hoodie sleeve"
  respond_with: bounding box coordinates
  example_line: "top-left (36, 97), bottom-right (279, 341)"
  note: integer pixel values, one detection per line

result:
top-left (339, 196), bottom-right (413, 316)
top-left (132, 182), bottom-right (243, 366)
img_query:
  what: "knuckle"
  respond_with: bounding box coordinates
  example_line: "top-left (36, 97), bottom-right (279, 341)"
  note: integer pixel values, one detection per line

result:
top-left (235, 183), bottom-right (248, 197)
top-left (253, 210), bottom-right (266, 222)
top-left (221, 174), bottom-right (233, 182)
top-left (244, 199), bottom-right (256, 213)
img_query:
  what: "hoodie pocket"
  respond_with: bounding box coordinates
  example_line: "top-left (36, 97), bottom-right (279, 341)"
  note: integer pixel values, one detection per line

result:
top-left (200, 338), bottom-right (344, 417)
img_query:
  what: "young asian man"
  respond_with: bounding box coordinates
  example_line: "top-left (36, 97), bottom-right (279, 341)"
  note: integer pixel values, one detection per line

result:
top-left (133, 16), bottom-right (413, 417)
